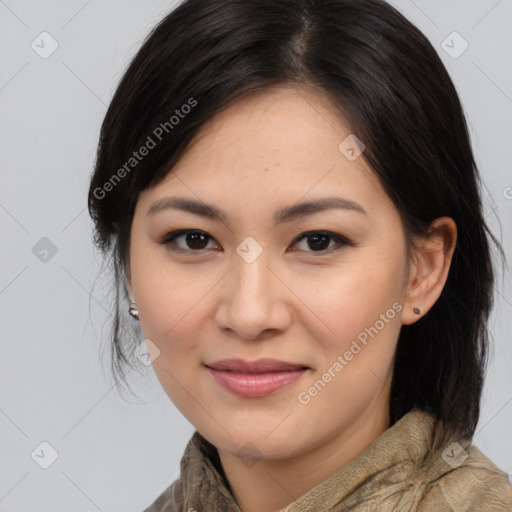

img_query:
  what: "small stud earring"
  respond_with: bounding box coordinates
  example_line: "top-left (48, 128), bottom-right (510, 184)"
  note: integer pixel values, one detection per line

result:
top-left (413, 277), bottom-right (421, 314)
top-left (129, 301), bottom-right (139, 320)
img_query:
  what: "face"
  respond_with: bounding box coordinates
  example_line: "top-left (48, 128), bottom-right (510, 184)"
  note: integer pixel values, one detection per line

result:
top-left (127, 85), bottom-right (412, 461)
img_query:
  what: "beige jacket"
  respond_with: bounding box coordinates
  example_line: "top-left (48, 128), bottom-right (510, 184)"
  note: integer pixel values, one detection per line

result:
top-left (142, 409), bottom-right (512, 511)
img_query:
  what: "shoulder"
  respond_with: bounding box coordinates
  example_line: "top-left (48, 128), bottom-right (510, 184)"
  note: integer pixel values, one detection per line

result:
top-left (141, 431), bottom-right (208, 512)
top-left (418, 444), bottom-right (512, 511)
top-left (141, 479), bottom-right (183, 512)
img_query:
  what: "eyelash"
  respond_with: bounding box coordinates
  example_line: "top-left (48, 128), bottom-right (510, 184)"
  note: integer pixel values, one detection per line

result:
top-left (159, 229), bottom-right (351, 256)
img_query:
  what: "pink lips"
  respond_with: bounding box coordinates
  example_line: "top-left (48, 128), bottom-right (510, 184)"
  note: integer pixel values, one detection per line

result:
top-left (205, 358), bottom-right (309, 397)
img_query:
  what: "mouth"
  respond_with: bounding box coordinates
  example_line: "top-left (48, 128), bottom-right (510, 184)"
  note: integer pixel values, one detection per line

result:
top-left (204, 358), bottom-right (310, 397)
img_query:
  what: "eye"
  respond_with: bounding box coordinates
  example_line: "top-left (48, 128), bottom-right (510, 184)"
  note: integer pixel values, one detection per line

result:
top-left (290, 231), bottom-right (350, 254)
top-left (160, 230), bottom-right (218, 253)
top-left (160, 229), bottom-right (350, 255)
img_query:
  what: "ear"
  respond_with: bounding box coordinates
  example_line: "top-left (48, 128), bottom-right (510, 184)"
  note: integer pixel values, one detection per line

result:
top-left (401, 216), bottom-right (457, 325)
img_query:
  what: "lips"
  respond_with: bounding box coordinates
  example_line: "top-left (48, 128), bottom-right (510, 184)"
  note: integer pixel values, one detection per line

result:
top-left (204, 358), bottom-right (310, 397)
top-left (205, 358), bottom-right (308, 373)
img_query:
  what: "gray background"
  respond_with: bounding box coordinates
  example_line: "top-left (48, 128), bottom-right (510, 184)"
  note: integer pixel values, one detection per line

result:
top-left (1, 1), bottom-right (511, 511)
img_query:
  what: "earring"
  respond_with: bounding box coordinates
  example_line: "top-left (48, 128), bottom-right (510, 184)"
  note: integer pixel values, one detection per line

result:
top-left (413, 276), bottom-right (422, 314)
top-left (129, 301), bottom-right (139, 320)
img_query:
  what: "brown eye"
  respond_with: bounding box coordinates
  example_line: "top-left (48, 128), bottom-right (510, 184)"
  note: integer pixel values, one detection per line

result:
top-left (183, 231), bottom-right (209, 249)
top-left (291, 231), bottom-right (350, 253)
top-left (160, 230), bottom-right (218, 252)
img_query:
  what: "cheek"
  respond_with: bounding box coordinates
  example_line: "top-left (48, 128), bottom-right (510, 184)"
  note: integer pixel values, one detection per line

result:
top-left (131, 256), bottom-right (214, 410)
top-left (135, 269), bottom-right (212, 345)
top-left (129, 242), bottom-right (213, 350)
top-left (293, 267), bottom-right (403, 417)
top-left (293, 258), bottom-right (404, 351)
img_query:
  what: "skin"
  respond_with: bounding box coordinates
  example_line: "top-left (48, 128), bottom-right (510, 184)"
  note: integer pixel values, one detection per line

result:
top-left (126, 85), bottom-right (457, 512)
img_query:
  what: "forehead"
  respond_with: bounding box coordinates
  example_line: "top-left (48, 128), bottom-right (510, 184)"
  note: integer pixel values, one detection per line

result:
top-left (176, 85), bottom-right (352, 171)
top-left (137, 86), bottom-right (394, 222)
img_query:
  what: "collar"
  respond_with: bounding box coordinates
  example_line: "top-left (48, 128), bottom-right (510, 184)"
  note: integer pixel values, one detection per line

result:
top-left (174, 409), bottom-right (449, 511)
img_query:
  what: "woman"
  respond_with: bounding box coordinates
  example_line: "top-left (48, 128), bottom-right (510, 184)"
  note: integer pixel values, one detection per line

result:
top-left (88, 0), bottom-right (512, 510)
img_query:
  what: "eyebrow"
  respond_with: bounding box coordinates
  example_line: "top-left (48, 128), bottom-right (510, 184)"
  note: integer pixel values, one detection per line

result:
top-left (147, 196), bottom-right (367, 223)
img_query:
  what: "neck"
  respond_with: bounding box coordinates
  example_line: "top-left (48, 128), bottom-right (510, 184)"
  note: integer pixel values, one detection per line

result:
top-left (217, 390), bottom-right (391, 512)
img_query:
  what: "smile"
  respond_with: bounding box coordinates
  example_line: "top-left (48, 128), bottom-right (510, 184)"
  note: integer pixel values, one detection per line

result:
top-left (204, 358), bottom-right (310, 397)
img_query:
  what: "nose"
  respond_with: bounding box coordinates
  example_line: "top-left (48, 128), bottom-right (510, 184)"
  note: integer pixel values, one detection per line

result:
top-left (214, 252), bottom-right (292, 341)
